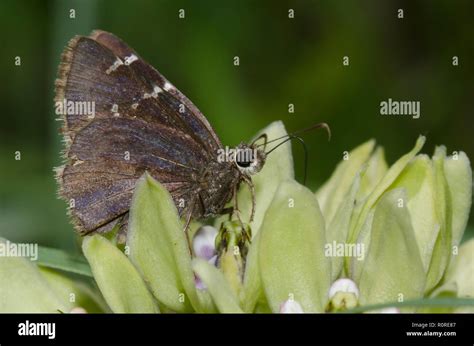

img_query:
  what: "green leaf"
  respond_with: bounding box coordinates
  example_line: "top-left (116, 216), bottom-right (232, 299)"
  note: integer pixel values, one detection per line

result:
top-left (358, 189), bottom-right (426, 308)
top-left (37, 246), bottom-right (92, 277)
top-left (82, 234), bottom-right (159, 313)
top-left (345, 297), bottom-right (474, 313)
top-left (192, 258), bottom-right (243, 313)
top-left (217, 121), bottom-right (294, 236)
top-left (316, 139), bottom-right (375, 226)
top-left (444, 151), bottom-right (472, 248)
top-left (127, 173), bottom-right (200, 312)
top-left (0, 238), bottom-right (68, 312)
top-left (259, 180), bottom-right (331, 312)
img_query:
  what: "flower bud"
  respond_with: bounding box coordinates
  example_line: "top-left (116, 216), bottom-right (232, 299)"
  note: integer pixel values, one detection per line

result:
top-left (327, 278), bottom-right (359, 311)
top-left (70, 307), bottom-right (87, 313)
top-left (372, 307), bottom-right (400, 313)
top-left (328, 278), bottom-right (359, 299)
top-left (192, 226), bottom-right (218, 261)
top-left (280, 299), bottom-right (304, 313)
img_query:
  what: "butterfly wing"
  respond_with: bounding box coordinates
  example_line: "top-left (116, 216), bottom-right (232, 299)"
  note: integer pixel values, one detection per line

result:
top-left (90, 30), bottom-right (222, 153)
top-left (55, 32), bottom-right (221, 234)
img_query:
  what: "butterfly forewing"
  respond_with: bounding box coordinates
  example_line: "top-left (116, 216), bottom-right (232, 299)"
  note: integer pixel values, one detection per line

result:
top-left (55, 31), bottom-right (223, 234)
top-left (90, 30), bottom-right (222, 154)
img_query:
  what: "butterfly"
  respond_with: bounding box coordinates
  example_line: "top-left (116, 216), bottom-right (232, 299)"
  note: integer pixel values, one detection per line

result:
top-left (55, 30), bottom-right (270, 238)
top-left (54, 30), bottom-right (329, 239)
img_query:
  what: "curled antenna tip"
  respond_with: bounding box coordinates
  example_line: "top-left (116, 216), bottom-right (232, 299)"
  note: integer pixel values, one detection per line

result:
top-left (321, 123), bottom-right (331, 141)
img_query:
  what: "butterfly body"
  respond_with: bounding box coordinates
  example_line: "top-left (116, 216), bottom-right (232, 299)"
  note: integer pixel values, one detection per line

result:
top-left (191, 160), bottom-right (240, 216)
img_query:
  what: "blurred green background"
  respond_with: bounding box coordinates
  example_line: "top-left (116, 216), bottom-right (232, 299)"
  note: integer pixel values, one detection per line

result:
top-left (1, 0), bottom-right (472, 251)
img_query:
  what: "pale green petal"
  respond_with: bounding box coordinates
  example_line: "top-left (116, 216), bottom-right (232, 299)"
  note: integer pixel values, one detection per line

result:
top-left (429, 281), bottom-right (458, 299)
top-left (217, 121), bottom-right (294, 236)
top-left (427, 239), bottom-right (474, 313)
top-left (127, 173), bottom-right (200, 312)
top-left (390, 155), bottom-right (439, 271)
top-left (316, 139), bottom-right (375, 226)
top-left (357, 147), bottom-right (388, 202)
top-left (444, 151), bottom-right (472, 247)
top-left (220, 250), bottom-right (243, 298)
top-left (347, 136), bottom-right (425, 247)
top-left (425, 146), bottom-right (452, 292)
top-left (327, 173), bottom-right (361, 280)
top-left (192, 258), bottom-right (243, 313)
top-left (343, 146), bottom-right (388, 278)
top-left (82, 234), bottom-right (159, 313)
top-left (420, 285), bottom-right (458, 313)
top-left (39, 267), bottom-right (108, 313)
top-left (444, 238), bottom-right (474, 298)
top-left (358, 189), bottom-right (425, 307)
top-left (254, 299), bottom-right (272, 313)
top-left (194, 290), bottom-right (218, 313)
top-left (259, 180), bottom-right (331, 312)
top-left (0, 239), bottom-right (67, 312)
top-left (349, 209), bottom-right (375, 283)
top-left (241, 230), bottom-right (263, 312)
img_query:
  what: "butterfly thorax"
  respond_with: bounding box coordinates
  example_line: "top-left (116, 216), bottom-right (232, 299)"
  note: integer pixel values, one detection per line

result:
top-left (188, 143), bottom-right (266, 219)
top-left (190, 159), bottom-right (241, 218)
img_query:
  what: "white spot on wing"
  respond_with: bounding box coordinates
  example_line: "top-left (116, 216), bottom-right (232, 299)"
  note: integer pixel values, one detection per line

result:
top-left (111, 104), bottom-right (120, 117)
top-left (143, 85), bottom-right (162, 99)
top-left (152, 85), bottom-right (162, 97)
top-left (124, 54), bottom-right (138, 65)
top-left (163, 81), bottom-right (174, 91)
top-left (106, 57), bottom-right (124, 74)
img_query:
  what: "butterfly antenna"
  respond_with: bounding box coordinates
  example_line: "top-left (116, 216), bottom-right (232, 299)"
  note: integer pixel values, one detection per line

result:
top-left (266, 135), bottom-right (309, 185)
top-left (256, 122), bottom-right (331, 148)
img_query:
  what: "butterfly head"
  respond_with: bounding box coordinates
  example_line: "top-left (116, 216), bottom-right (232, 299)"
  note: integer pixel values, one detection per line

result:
top-left (233, 143), bottom-right (266, 176)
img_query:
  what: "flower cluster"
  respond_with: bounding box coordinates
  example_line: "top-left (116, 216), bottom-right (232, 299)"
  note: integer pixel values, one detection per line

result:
top-left (0, 122), bottom-right (472, 313)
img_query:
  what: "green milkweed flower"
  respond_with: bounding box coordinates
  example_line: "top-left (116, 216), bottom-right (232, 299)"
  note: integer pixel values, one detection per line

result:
top-left (317, 136), bottom-right (472, 312)
top-left (0, 122), bottom-right (472, 313)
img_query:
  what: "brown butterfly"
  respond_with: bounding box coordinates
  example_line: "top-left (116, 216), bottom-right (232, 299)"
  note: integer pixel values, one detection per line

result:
top-left (55, 30), bottom-right (328, 239)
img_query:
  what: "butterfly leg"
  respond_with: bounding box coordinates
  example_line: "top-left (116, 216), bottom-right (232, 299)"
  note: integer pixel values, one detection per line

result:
top-left (231, 181), bottom-right (245, 227)
top-left (220, 183), bottom-right (242, 223)
top-left (218, 185), bottom-right (236, 221)
top-left (242, 176), bottom-right (256, 223)
top-left (184, 198), bottom-right (196, 256)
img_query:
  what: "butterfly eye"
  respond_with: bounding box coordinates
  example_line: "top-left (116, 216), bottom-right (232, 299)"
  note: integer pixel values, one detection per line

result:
top-left (232, 145), bottom-right (265, 175)
top-left (236, 158), bottom-right (252, 168)
top-left (235, 148), bottom-right (254, 168)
